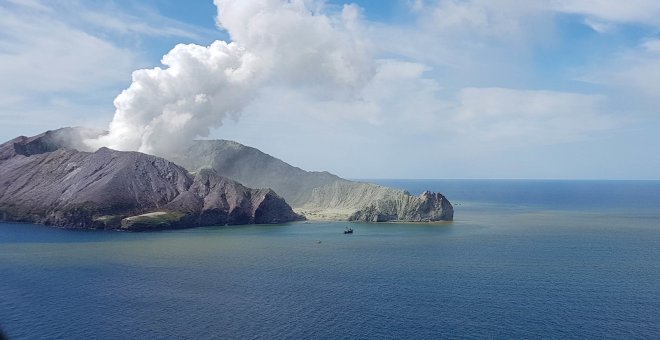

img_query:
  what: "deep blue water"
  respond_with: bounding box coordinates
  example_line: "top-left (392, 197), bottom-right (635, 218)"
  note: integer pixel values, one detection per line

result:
top-left (1, 180), bottom-right (660, 339)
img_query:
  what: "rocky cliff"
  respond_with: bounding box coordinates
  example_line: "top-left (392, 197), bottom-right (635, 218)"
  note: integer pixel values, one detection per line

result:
top-left (296, 180), bottom-right (406, 220)
top-left (349, 191), bottom-right (453, 222)
top-left (165, 168), bottom-right (301, 226)
top-left (0, 129), bottom-right (302, 230)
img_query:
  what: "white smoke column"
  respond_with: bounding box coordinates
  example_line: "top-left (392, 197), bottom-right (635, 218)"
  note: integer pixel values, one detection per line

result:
top-left (89, 0), bottom-right (372, 156)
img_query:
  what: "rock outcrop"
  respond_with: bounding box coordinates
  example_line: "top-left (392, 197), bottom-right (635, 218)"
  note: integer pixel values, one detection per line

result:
top-left (0, 129), bottom-right (302, 230)
top-left (349, 191), bottom-right (454, 222)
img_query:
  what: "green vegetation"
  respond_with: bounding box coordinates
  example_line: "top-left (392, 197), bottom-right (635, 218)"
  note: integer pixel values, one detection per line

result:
top-left (94, 215), bottom-right (118, 222)
top-left (120, 211), bottom-right (185, 230)
top-left (93, 215), bottom-right (122, 228)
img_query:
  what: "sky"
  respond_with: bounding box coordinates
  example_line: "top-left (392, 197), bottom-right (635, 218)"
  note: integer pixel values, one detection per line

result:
top-left (1, 0), bottom-right (659, 180)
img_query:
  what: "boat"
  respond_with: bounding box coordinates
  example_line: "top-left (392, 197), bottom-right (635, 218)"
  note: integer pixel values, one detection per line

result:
top-left (344, 227), bottom-right (353, 234)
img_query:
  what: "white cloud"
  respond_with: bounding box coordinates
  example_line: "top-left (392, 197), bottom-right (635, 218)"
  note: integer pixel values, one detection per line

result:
top-left (79, 11), bottom-right (200, 40)
top-left (583, 17), bottom-right (613, 33)
top-left (577, 39), bottom-right (660, 103)
top-left (0, 5), bottom-right (135, 94)
top-left (411, 0), bottom-right (660, 37)
top-left (246, 58), bottom-right (448, 130)
top-left (415, 0), bottom-right (551, 40)
top-left (614, 59), bottom-right (660, 100)
top-left (0, 1), bottom-right (138, 137)
top-left (553, 0), bottom-right (660, 26)
top-left (73, 2), bottom-right (218, 41)
top-left (368, 0), bottom-right (557, 83)
top-left (6, 0), bottom-right (51, 12)
top-left (642, 39), bottom-right (660, 53)
top-left (452, 88), bottom-right (617, 147)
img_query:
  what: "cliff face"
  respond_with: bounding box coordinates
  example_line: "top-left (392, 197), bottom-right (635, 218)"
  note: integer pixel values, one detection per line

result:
top-left (349, 191), bottom-right (454, 222)
top-left (303, 181), bottom-right (404, 210)
top-left (296, 181), bottom-right (408, 220)
top-left (165, 168), bottom-right (302, 227)
top-left (0, 129), bottom-right (302, 230)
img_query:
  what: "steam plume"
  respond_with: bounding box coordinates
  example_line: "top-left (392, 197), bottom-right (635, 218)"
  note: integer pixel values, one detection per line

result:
top-left (87, 0), bottom-right (372, 157)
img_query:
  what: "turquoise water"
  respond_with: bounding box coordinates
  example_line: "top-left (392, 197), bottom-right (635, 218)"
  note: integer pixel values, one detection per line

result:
top-left (1, 180), bottom-right (660, 339)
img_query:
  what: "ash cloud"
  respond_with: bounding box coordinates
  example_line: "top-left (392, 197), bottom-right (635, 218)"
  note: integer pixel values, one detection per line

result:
top-left (87, 0), bottom-right (373, 157)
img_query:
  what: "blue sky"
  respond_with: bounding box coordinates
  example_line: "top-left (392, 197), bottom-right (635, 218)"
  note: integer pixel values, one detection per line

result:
top-left (1, 0), bottom-right (659, 179)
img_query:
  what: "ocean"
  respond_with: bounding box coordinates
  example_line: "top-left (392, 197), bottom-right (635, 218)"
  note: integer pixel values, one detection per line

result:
top-left (1, 180), bottom-right (659, 339)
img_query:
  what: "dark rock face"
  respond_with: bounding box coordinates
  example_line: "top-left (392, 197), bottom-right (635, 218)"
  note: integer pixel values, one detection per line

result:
top-left (349, 191), bottom-right (454, 222)
top-left (0, 129), bottom-right (302, 230)
top-left (165, 168), bottom-right (302, 226)
top-left (0, 146), bottom-right (191, 227)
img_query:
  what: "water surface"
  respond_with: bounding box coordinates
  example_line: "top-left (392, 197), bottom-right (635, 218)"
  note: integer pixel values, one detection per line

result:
top-left (1, 180), bottom-right (659, 338)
